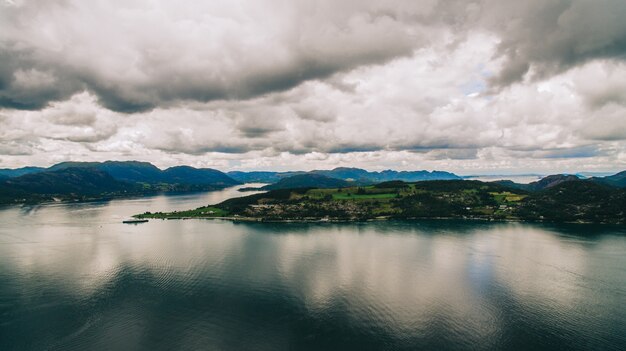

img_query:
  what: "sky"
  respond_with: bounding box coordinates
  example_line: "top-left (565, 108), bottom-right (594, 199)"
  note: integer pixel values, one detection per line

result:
top-left (1, 0), bottom-right (626, 174)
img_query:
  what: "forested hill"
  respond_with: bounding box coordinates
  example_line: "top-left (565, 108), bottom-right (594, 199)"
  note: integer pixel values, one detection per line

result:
top-left (0, 161), bottom-right (240, 205)
top-left (48, 161), bottom-right (240, 186)
top-left (0, 168), bottom-right (140, 204)
top-left (0, 161), bottom-right (239, 186)
top-left (592, 171), bottom-right (626, 188)
top-left (136, 178), bottom-right (626, 224)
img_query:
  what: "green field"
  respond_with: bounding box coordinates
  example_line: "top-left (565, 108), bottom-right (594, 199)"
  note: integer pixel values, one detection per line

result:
top-left (301, 187), bottom-right (400, 201)
top-left (332, 192), bottom-right (398, 200)
top-left (489, 191), bottom-right (527, 203)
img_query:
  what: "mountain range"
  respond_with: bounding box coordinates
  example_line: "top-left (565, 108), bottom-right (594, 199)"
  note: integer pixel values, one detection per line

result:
top-left (1, 161), bottom-right (626, 206)
top-left (0, 162), bottom-right (463, 205)
top-left (42, 161), bottom-right (238, 186)
top-left (261, 174), bottom-right (351, 190)
top-left (0, 161), bottom-right (240, 204)
top-left (592, 171), bottom-right (626, 188)
top-left (497, 173), bottom-right (626, 191)
top-left (227, 167), bottom-right (460, 184)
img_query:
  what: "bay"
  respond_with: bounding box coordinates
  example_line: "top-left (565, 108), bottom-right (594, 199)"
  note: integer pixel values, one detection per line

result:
top-left (1, 185), bottom-right (625, 350)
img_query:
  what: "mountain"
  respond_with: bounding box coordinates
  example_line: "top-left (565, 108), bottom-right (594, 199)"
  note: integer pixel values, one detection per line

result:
top-left (49, 161), bottom-right (166, 183)
top-left (526, 174), bottom-right (581, 191)
top-left (311, 168), bottom-right (460, 182)
top-left (2, 167), bottom-right (137, 195)
top-left (48, 161), bottom-right (239, 185)
top-left (0, 161), bottom-right (240, 205)
top-left (228, 167), bottom-right (460, 184)
top-left (517, 181), bottom-right (626, 223)
top-left (261, 174), bottom-right (350, 190)
top-left (311, 167), bottom-right (370, 181)
top-left (372, 170), bottom-right (460, 182)
top-left (0, 166), bottom-right (46, 178)
top-left (227, 171), bottom-right (288, 183)
top-left (494, 172), bottom-right (626, 192)
top-left (0, 167), bottom-right (139, 204)
top-left (162, 166), bottom-right (240, 186)
top-left (496, 174), bottom-right (581, 191)
top-left (592, 171), bottom-right (626, 188)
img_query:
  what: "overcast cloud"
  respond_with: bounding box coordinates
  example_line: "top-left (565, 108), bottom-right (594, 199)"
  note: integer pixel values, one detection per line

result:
top-left (1, 0), bottom-right (625, 173)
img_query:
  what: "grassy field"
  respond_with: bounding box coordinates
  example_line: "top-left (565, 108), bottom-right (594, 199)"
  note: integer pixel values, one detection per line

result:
top-left (306, 185), bottom-right (409, 201)
top-left (332, 192), bottom-right (398, 200)
top-left (490, 191), bottom-right (527, 203)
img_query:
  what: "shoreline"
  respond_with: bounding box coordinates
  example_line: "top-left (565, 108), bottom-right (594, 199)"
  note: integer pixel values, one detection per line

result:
top-left (138, 215), bottom-right (624, 226)
top-left (0, 186), bottom-right (242, 209)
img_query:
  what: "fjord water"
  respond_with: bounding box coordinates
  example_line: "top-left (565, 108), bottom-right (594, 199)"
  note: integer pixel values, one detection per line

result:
top-left (1, 186), bottom-right (625, 351)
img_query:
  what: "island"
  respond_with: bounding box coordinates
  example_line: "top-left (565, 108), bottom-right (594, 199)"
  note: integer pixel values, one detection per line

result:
top-left (134, 179), bottom-right (626, 224)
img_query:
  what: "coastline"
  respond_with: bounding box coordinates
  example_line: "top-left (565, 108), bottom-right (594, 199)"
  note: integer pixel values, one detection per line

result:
top-left (136, 214), bottom-right (623, 226)
top-left (0, 186), bottom-right (246, 208)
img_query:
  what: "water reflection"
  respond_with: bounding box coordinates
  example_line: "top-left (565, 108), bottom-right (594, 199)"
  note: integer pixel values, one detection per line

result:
top-left (0, 188), bottom-right (625, 350)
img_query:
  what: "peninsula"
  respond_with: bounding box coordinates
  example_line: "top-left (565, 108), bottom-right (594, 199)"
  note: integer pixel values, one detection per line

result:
top-left (135, 177), bottom-right (626, 224)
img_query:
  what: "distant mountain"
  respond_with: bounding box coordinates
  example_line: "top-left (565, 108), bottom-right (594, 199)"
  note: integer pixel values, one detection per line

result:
top-left (228, 167), bottom-right (460, 184)
top-left (371, 170), bottom-right (460, 182)
top-left (576, 172), bottom-right (617, 178)
top-left (0, 166), bottom-right (46, 178)
top-left (0, 161), bottom-right (240, 205)
top-left (0, 167), bottom-right (139, 204)
top-left (526, 174), bottom-right (581, 191)
top-left (592, 171), bottom-right (626, 188)
top-left (50, 161), bottom-right (167, 183)
top-left (88, 161), bottom-right (166, 183)
top-left (227, 171), bottom-right (292, 183)
top-left (163, 166), bottom-right (239, 186)
top-left (48, 161), bottom-right (101, 170)
top-left (496, 172), bottom-right (626, 192)
top-left (49, 161), bottom-right (239, 186)
top-left (496, 174), bottom-right (581, 191)
top-left (4, 161), bottom-right (624, 209)
top-left (311, 167), bottom-right (370, 181)
top-left (261, 174), bottom-right (350, 190)
top-left (311, 168), bottom-right (460, 182)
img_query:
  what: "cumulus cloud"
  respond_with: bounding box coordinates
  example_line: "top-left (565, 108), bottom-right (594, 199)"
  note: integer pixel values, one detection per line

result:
top-left (0, 93), bottom-right (119, 150)
top-left (481, 0), bottom-right (626, 87)
top-left (0, 0), bottom-right (436, 112)
top-left (0, 0), bottom-right (625, 173)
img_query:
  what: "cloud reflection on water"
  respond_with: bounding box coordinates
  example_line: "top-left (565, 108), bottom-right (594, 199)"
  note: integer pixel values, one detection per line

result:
top-left (0, 192), bottom-right (625, 350)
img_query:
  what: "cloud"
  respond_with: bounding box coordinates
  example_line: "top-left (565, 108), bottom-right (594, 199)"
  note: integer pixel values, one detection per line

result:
top-left (2, 0), bottom-right (625, 112)
top-left (0, 0), bottom-right (625, 173)
top-left (0, 93), bottom-right (119, 148)
top-left (2, 34), bottom-right (626, 172)
top-left (482, 0), bottom-right (626, 87)
top-left (0, 0), bottom-right (434, 112)
top-left (572, 61), bottom-right (626, 109)
top-left (0, 140), bottom-right (35, 156)
top-left (0, 48), bottom-right (82, 109)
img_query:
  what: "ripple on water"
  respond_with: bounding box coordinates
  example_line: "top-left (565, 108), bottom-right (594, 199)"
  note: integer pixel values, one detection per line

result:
top-left (1, 192), bottom-right (626, 351)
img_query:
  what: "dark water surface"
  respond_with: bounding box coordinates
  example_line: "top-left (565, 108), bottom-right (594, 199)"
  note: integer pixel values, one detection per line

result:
top-left (1, 185), bottom-right (625, 350)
